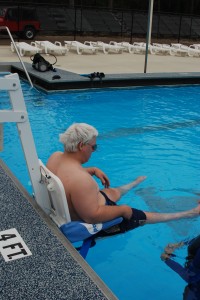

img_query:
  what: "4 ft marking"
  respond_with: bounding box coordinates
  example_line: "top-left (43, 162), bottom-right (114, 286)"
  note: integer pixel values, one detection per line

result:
top-left (0, 228), bottom-right (32, 262)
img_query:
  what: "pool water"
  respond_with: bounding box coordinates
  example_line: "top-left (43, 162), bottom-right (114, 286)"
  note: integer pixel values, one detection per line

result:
top-left (1, 82), bottom-right (200, 299)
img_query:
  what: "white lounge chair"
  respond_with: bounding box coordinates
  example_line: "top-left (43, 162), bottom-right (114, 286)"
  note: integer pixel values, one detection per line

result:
top-left (172, 43), bottom-right (200, 57)
top-left (89, 41), bottom-right (125, 54)
top-left (189, 44), bottom-right (200, 57)
top-left (114, 42), bottom-right (135, 54)
top-left (151, 43), bottom-right (184, 56)
top-left (11, 42), bottom-right (42, 57)
top-left (132, 42), bottom-right (147, 54)
top-left (129, 42), bottom-right (154, 55)
top-left (64, 41), bottom-right (98, 55)
top-left (151, 43), bottom-right (172, 55)
top-left (109, 41), bottom-right (134, 53)
top-left (39, 160), bottom-right (122, 258)
top-left (131, 42), bottom-right (172, 55)
top-left (170, 43), bottom-right (189, 56)
top-left (190, 44), bottom-right (200, 50)
top-left (111, 41), bottom-right (169, 56)
top-left (171, 43), bottom-right (200, 57)
top-left (109, 41), bottom-right (149, 54)
top-left (35, 41), bottom-right (67, 55)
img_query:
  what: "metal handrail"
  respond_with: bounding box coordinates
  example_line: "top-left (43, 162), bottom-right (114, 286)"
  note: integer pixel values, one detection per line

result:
top-left (0, 26), bottom-right (33, 88)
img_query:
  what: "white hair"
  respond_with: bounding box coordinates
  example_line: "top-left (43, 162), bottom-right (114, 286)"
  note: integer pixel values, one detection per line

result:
top-left (59, 123), bottom-right (98, 152)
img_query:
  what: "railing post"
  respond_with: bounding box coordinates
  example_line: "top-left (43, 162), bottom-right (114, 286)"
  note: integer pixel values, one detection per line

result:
top-left (178, 14), bottom-right (182, 43)
top-left (144, 0), bottom-right (154, 73)
top-left (130, 9), bottom-right (134, 44)
top-left (74, 6), bottom-right (77, 40)
top-left (0, 26), bottom-right (33, 88)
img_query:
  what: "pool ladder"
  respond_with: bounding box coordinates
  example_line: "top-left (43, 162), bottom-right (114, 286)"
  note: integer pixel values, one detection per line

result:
top-left (0, 26), bottom-right (33, 88)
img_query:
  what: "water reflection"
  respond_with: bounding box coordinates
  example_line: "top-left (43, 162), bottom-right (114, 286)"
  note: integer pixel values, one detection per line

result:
top-left (99, 119), bottom-right (200, 139)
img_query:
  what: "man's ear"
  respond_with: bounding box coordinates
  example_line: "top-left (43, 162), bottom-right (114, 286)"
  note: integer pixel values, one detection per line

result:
top-left (78, 142), bottom-right (84, 151)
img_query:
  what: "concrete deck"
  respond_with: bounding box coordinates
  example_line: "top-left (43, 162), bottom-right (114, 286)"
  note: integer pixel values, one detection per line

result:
top-left (1, 44), bottom-right (200, 90)
top-left (0, 159), bottom-right (117, 300)
top-left (5, 61), bottom-right (200, 92)
top-left (1, 44), bottom-right (200, 75)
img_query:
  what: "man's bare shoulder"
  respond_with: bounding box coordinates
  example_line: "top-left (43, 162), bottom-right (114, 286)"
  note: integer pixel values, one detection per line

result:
top-left (47, 151), bottom-right (62, 164)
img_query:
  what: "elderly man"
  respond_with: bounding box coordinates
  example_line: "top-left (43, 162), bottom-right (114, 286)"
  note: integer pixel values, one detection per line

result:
top-left (47, 123), bottom-right (200, 233)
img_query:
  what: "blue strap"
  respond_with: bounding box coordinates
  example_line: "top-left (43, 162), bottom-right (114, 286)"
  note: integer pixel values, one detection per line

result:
top-left (79, 237), bottom-right (94, 259)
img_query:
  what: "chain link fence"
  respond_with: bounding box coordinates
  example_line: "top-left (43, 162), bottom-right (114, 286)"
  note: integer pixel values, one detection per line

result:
top-left (0, 4), bottom-right (200, 43)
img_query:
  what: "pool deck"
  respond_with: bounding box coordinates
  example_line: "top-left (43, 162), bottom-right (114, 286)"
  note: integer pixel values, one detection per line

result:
top-left (1, 45), bottom-right (200, 90)
top-left (0, 159), bottom-right (117, 300)
top-left (1, 61), bottom-right (200, 91)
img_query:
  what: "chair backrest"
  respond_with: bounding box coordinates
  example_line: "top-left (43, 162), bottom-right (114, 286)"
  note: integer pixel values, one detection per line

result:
top-left (39, 159), bottom-right (71, 226)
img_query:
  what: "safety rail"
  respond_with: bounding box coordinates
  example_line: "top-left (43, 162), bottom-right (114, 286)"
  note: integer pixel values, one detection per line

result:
top-left (0, 26), bottom-right (33, 88)
top-left (0, 73), bottom-right (49, 213)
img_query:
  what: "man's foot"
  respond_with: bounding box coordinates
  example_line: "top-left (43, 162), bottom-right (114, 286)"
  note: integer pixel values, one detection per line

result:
top-left (191, 202), bottom-right (200, 215)
top-left (134, 176), bottom-right (147, 186)
top-left (118, 176), bottom-right (147, 195)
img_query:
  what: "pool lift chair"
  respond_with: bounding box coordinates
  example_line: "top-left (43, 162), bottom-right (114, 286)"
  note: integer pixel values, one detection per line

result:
top-left (39, 160), bottom-right (123, 258)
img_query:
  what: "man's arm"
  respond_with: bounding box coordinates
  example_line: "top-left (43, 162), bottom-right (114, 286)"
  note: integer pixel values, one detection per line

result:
top-left (85, 167), bottom-right (110, 188)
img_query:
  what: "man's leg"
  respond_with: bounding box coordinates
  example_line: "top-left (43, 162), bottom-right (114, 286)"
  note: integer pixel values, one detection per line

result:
top-left (144, 205), bottom-right (200, 224)
top-left (121, 204), bottom-right (200, 232)
top-left (102, 176), bottom-right (147, 202)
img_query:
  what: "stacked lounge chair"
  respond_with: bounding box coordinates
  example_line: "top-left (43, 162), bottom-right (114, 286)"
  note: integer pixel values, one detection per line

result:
top-left (88, 41), bottom-right (125, 54)
top-left (11, 42), bottom-right (42, 57)
top-left (64, 41), bottom-right (99, 54)
top-left (35, 41), bottom-right (68, 55)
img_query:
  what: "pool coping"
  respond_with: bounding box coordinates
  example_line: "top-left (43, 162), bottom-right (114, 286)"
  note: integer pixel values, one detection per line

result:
top-left (0, 159), bottom-right (118, 300)
top-left (2, 61), bottom-right (200, 91)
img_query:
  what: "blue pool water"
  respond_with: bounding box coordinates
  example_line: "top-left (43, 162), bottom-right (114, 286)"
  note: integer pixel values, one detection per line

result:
top-left (1, 82), bottom-right (200, 299)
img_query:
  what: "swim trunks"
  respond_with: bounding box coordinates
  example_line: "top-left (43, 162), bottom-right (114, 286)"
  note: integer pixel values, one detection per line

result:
top-left (100, 190), bottom-right (117, 206)
top-left (99, 191), bottom-right (147, 235)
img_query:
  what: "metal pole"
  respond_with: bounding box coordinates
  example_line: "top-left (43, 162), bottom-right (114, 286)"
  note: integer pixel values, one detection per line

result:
top-left (130, 10), bottom-right (134, 44)
top-left (74, 7), bottom-right (77, 41)
top-left (144, 0), bottom-right (154, 73)
top-left (0, 26), bottom-right (33, 88)
top-left (178, 14), bottom-right (182, 43)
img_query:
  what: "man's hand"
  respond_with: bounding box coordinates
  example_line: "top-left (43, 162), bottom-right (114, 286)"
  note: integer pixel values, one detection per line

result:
top-left (94, 168), bottom-right (110, 188)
